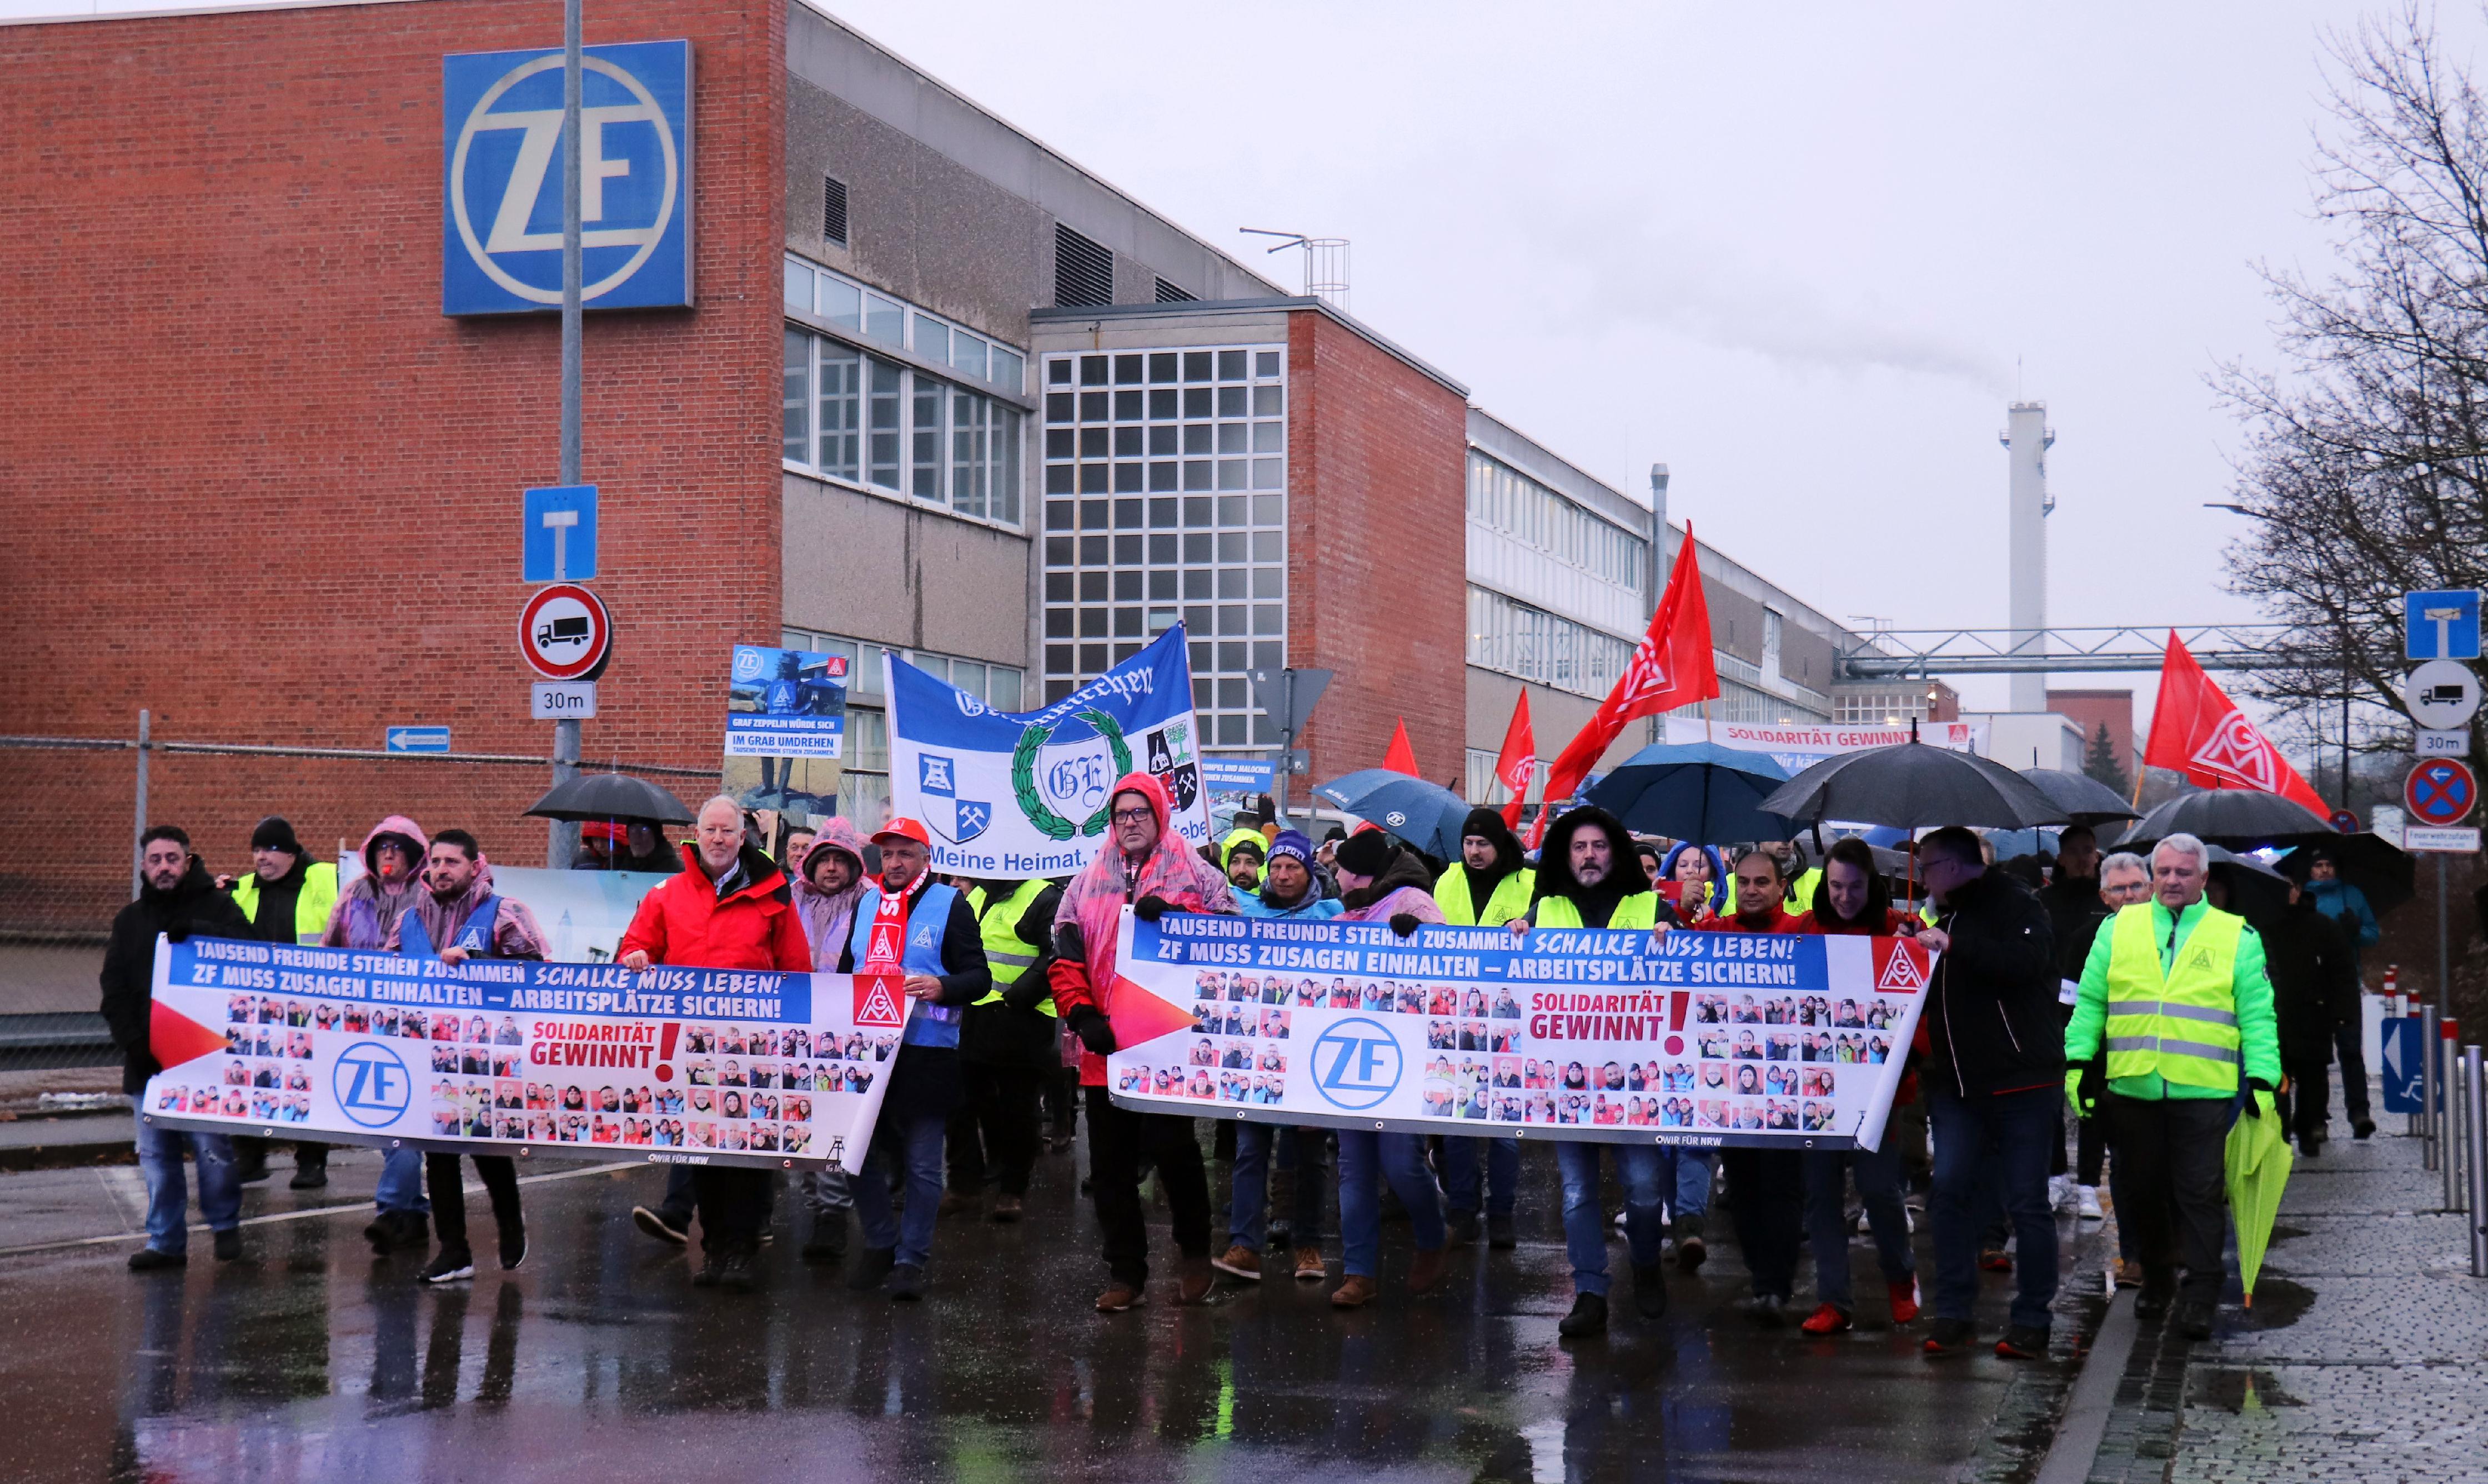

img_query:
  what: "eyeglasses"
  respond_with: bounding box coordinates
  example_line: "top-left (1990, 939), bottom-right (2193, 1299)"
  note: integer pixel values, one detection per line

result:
top-left (1112, 808), bottom-right (1154, 825)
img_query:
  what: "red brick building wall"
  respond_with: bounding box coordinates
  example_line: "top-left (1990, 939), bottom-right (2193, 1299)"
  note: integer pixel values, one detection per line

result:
top-left (0, 0), bottom-right (784, 929)
top-left (2049, 689), bottom-right (2134, 773)
top-left (1285, 311), bottom-right (1468, 789)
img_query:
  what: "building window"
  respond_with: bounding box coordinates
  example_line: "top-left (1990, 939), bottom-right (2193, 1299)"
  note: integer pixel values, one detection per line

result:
top-left (1465, 449), bottom-right (1648, 639)
top-left (1055, 223), bottom-right (1115, 308)
top-left (783, 327), bottom-right (1021, 527)
top-left (784, 255), bottom-right (1024, 395)
top-left (1466, 586), bottom-right (1635, 699)
top-left (822, 176), bottom-right (849, 246)
top-left (1039, 345), bottom-right (1286, 749)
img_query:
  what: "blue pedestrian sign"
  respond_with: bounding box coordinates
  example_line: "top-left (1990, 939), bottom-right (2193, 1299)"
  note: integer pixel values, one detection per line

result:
top-left (2404, 589), bottom-right (2481, 661)
top-left (385, 726), bottom-right (452, 754)
top-left (2380, 1017), bottom-right (2427, 1114)
top-left (523, 484), bottom-right (599, 582)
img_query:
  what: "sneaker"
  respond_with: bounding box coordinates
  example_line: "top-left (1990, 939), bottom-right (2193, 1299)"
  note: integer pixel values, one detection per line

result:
top-left (1446, 1209), bottom-right (1481, 1246)
top-left (1922, 1317), bottom-right (1975, 1356)
top-left (1329, 1274), bottom-right (1377, 1309)
top-left (213, 1228), bottom-right (242, 1262)
top-left (2175, 1295), bottom-right (2215, 1342)
top-left (1800, 1302), bottom-right (1852, 1335)
top-left (1888, 1276), bottom-right (1921, 1325)
top-left (990, 1194), bottom-right (1024, 1224)
top-left (1676, 1235), bottom-right (1707, 1272)
top-left (1177, 1257), bottom-right (1215, 1305)
top-left (1995, 1325), bottom-right (2049, 1359)
top-left (1742, 1293), bottom-right (1788, 1327)
top-left (2047, 1175), bottom-right (2069, 1213)
top-left (2076, 1185), bottom-right (2104, 1221)
top-left (1407, 1246), bottom-right (1447, 1295)
top-left (2352, 1117), bottom-right (2376, 1140)
top-left (497, 1217), bottom-right (527, 1272)
top-left (717, 1252), bottom-right (758, 1293)
top-left (1557, 1291), bottom-right (1608, 1337)
top-left (1978, 1247), bottom-right (2013, 1273)
top-left (846, 1246), bottom-right (896, 1291)
top-left (367, 1210), bottom-right (424, 1255)
top-left (691, 1252), bottom-right (727, 1289)
top-left (1212, 1244), bottom-right (1263, 1281)
top-left (1293, 1246), bottom-right (1327, 1281)
top-left (887, 1263), bottom-right (924, 1301)
top-left (127, 1246), bottom-right (186, 1271)
top-left (420, 1246), bottom-right (476, 1284)
top-left (1095, 1282), bottom-right (1145, 1312)
top-left (1486, 1212), bottom-right (1517, 1250)
top-left (1632, 1262), bottom-right (1668, 1320)
top-left (632, 1205), bottom-right (689, 1247)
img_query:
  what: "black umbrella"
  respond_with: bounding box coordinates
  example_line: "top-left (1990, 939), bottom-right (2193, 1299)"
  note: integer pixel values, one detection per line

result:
top-left (1758, 741), bottom-right (2069, 831)
top-left (2269, 831), bottom-right (2416, 918)
top-left (524, 772), bottom-right (697, 825)
top-left (2205, 845), bottom-right (2294, 926)
top-left (2112, 790), bottom-right (2329, 851)
top-left (2018, 768), bottom-right (2142, 827)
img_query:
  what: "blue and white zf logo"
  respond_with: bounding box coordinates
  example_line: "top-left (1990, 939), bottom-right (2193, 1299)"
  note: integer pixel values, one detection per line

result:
top-left (442, 40), bottom-right (694, 315)
top-left (1312, 1017), bottom-right (1403, 1111)
top-left (332, 1041), bottom-right (413, 1129)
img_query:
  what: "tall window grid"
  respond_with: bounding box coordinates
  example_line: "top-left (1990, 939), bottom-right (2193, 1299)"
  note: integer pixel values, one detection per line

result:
top-left (1039, 346), bottom-right (1288, 749)
top-left (1466, 450), bottom-right (1648, 636)
top-left (784, 328), bottom-right (1024, 527)
top-left (1466, 586), bottom-right (1635, 699)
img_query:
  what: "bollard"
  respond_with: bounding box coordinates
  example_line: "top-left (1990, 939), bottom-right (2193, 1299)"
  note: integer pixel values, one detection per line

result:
top-left (2456, 1046), bottom-right (2474, 1219)
top-left (2447, 1020), bottom-right (2464, 1214)
top-left (2465, 1046), bottom-right (2488, 1277)
top-left (2424, 1007), bottom-right (2441, 1172)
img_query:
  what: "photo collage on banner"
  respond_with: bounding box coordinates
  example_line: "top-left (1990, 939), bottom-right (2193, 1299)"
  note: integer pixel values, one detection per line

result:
top-left (1107, 911), bottom-right (1932, 1151)
top-left (143, 936), bottom-right (902, 1173)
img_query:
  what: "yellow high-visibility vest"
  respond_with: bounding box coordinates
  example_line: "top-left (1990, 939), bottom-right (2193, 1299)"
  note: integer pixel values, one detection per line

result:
top-left (1533, 892), bottom-right (1661, 930)
top-left (2101, 903), bottom-right (2246, 1093)
top-left (972, 879), bottom-right (1055, 1016)
top-left (1435, 866), bottom-right (1536, 927)
top-left (230, 861), bottom-right (339, 945)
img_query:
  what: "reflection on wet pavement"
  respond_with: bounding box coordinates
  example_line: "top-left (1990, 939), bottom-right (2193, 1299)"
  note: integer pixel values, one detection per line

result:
top-left (0, 1147), bottom-right (2066, 1482)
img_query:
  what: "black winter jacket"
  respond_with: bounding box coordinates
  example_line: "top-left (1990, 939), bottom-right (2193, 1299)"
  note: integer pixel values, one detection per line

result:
top-left (2261, 900), bottom-right (2360, 1066)
top-left (961, 883), bottom-right (1066, 1068)
top-left (1925, 869), bottom-right (2065, 1097)
top-left (100, 858), bottom-right (253, 1094)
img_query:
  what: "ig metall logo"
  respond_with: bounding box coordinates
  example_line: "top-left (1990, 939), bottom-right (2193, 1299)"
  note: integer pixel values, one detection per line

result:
top-left (1312, 1016), bottom-right (1402, 1111)
top-left (442, 39), bottom-right (694, 315)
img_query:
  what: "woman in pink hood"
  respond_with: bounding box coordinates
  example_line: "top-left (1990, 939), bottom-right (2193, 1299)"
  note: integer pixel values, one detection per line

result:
top-left (789, 818), bottom-right (869, 972)
top-left (322, 815), bottom-right (429, 950)
top-left (1046, 771), bottom-right (1232, 1313)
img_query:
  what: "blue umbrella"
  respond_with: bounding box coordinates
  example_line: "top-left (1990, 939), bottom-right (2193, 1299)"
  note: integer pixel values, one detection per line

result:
top-left (1582, 742), bottom-right (1795, 844)
top-left (1983, 826), bottom-right (2064, 859)
top-left (1310, 770), bottom-right (1474, 861)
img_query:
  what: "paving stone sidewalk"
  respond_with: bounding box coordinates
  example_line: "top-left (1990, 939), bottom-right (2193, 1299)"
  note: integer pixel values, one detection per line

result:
top-left (2090, 1083), bottom-right (2488, 1484)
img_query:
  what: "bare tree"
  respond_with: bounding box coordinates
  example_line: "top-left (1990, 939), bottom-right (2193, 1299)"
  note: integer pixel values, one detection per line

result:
top-left (2217, 4), bottom-right (2488, 777)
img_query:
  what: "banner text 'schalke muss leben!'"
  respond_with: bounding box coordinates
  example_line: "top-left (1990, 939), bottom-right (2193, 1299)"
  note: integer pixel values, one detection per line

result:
top-left (139, 936), bottom-right (908, 1172)
top-left (887, 624), bottom-right (1210, 878)
top-left (1106, 913), bottom-right (1932, 1151)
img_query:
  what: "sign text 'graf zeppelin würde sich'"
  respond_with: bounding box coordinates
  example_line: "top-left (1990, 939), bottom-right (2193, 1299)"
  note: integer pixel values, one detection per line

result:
top-left (442, 40), bottom-right (694, 316)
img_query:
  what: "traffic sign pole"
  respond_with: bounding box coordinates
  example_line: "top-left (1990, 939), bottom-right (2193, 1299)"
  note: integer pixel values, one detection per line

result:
top-left (548, 0), bottom-right (584, 871)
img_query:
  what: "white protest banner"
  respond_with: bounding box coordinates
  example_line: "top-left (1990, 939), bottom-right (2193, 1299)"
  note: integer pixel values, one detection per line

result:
top-left (140, 936), bottom-right (905, 1173)
top-left (1107, 913), bottom-right (1931, 1151)
top-left (1666, 717), bottom-right (1988, 780)
top-left (887, 624), bottom-right (1211, 876)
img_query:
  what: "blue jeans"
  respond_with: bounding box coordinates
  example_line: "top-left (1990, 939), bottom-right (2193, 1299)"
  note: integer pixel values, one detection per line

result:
top-left (136, 1114), bottom-right (240, 1252)
top-left (1928, 1085), bottom-right (2058, 1330)
top-left (1804, 1142), bottom-right (1913, 1309)
top-left (1336, 1130), bottom-right (1443, 1277)
top-left (1657, 1146), bottom-right (1714, 1235)
top-left (1556, 1141), bottom-right (1664, 1296)
top-left (851, 1109), bottom-right (946, 1269)
top-left (1439, 1134), bottom-right (1518, 1217)
top-left (374, 1146), bottom-right (429, 1215)
top-left (1230, 1124), bottom-right (1325, 1250)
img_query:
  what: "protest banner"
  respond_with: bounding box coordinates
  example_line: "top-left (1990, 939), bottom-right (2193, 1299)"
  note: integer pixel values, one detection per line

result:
top-left (337, 860), bottom-right (663, 965)
top-left (725, 644), bottom-right (849, 758)
top-left (1106, 912), bottom-right (1930, 1151)
top-left (1664, 717), bottom-right (1987, 779)
top-left (887, 624), bottom-right (1211, 875)
top-left (139, 936), bottom-right (904, 1172)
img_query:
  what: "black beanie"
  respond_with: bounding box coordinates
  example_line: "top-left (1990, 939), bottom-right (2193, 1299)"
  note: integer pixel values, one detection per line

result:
top-left (250, 816), bottom-right (304, 856)
top-left (1335, 830), bottom-right (1397, 879)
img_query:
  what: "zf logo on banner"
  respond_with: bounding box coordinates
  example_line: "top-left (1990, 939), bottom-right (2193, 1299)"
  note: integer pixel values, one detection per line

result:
top-left (443, 40), bottom-right (695, 315)
top-left (333, 1041), bottom-right (412, 1127)
top-left (1312, 1017), bottom-right (1402, 1111)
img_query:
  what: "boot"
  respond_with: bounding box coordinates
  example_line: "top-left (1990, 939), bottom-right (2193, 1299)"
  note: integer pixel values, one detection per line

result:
top-left (1557, 1291), bottom-right (1607, 1337)
top-left (845, 1245), bottom-right (896, 1292)
top-left (801, 1208), bottom-right (849, 1265)
top-left (1632, 1262), bottom-right (1668, 1320)
top-left (1328, 1274), bottom-right (1377, 1308)
top-left (1176, 1256), bottom-right (1215, 1305)
top-left (1406, 1246), bottom-right (1447, 1294)
top-left (1486, 1211), bottom-right (1517, 1250)
top-left (289, 1145), bottom-right (329, 1190)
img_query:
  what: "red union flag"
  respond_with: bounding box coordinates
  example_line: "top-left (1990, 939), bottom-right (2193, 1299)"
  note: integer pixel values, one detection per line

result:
top-left (1494, 691), bottom-right (1538, 829)
top-left (1531, 527), bottom-right (1722, 845)
top-left (2143, 631), bottom-right (2328, 814)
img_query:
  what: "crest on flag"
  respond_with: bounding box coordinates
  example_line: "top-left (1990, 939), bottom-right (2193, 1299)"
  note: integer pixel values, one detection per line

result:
top-left (853, 976), bottom-right (904, 1028)
top-left (2186, 709), bottom-right (2281, 793)
top-left (916, 752), bottom-right (992, 845)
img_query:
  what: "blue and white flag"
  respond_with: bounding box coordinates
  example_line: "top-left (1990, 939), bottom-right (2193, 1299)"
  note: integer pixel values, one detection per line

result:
top-left (887, 626), bottom-right (1210, 876)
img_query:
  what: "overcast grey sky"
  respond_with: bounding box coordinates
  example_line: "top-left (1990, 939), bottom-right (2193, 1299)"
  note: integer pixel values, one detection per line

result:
top-left (828, 0), bottom-right (2476, 724)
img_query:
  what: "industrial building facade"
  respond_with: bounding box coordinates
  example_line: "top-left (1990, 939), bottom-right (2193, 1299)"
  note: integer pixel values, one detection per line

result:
top-left (4, 0), bottom-right (1865, 885)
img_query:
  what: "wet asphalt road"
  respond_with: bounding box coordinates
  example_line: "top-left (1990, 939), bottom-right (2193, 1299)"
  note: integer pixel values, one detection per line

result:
top-left (0, 1138), bottom-right (2090, 1482)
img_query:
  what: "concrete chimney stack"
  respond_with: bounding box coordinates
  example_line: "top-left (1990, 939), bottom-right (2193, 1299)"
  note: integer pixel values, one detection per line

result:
top-left (2000, 403), bottom-right (2054, 713)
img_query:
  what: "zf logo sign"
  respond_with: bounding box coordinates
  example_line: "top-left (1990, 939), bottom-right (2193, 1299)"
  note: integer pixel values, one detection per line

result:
top-left (1312, 1016), bottom-right (1402, 1111)
top-left (332, 1041), bottom-right (413, 1129)
top-left (442, 40), bottom-right (694, 315)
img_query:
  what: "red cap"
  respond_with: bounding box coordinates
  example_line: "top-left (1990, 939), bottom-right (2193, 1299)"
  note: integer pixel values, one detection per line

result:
top-left (873, 817), bottom-right (931, 848)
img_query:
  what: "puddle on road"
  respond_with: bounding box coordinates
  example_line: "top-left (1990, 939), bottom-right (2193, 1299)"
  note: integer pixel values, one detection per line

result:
top-left (2193, 1367), bottom-right (2304, 1412)
top-left (2240, 1277), bottom-right (2313, 1330)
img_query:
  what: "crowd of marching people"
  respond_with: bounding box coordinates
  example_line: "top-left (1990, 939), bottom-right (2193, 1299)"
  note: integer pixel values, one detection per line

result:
top-left (108, 773), bottom-right (2377, 1359)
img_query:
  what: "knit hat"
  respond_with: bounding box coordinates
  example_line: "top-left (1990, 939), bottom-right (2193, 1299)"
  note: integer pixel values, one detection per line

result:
top-left (250, 816), bottom-right (304, 857)
top-left (1335, 829), bottom-right (1398, 879)
top-left (1267, 830), bottom-right (1315, 870)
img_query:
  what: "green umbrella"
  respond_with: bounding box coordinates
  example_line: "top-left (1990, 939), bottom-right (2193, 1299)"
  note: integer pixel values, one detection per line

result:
top-left (2224, 1099), bottom-right (2294, 1306)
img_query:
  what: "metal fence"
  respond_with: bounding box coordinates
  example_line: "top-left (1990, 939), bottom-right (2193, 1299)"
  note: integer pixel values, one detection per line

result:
top-left (0, 720), bottom-right (719, 1042)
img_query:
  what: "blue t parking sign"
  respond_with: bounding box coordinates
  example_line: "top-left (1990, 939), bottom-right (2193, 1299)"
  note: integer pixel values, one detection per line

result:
top-left (443, 41), bottom-right (694, 315)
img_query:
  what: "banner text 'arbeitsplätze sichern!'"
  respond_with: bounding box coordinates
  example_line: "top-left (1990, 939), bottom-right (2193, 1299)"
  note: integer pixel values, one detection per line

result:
top-left (140, 936), bottom-right (907, 1172)
top-left (1107, 913), bottom-right (1932, 1151)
